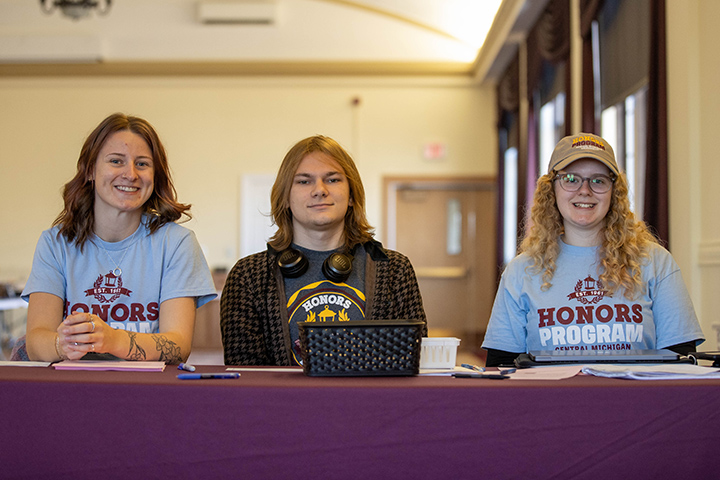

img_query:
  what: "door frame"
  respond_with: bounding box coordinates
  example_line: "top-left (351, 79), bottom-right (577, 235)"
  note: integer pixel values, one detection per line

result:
top-left (383, 176), bottom-right (497, 348)
top-left (382, 176), bottom-right (496, 250)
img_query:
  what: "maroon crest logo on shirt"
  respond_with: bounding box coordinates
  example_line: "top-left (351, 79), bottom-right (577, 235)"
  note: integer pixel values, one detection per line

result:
top-left (84, 272), bottom-right (133, 303)
top-left (566, 275), bottom-right (611, 304)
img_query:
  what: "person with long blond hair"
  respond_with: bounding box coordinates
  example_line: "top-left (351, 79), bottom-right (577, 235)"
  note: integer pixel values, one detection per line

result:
top-left (19, 113), bottom-right (216, 363)
top-left (482, 133), bottom-right (704, 367)
top-left (221, 135), bottom-right (426, 366)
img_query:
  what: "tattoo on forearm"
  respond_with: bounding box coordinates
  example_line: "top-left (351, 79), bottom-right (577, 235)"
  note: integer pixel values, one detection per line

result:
top-left (126, 331), bottom-right (147, 360)
top-left (152, 335), bottom-right (182, 363)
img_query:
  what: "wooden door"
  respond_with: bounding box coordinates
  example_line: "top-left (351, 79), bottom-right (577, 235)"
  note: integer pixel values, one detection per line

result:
top-left (385, 178), bottom-right (496, 350)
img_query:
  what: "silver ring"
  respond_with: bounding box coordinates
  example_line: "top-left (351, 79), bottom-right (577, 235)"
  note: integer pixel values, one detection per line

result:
top-left (74, 342), bottom-right (78, 346)
top-left (91, 344), bottom-right (95, 352)
top-left (89, 319), bottom-right (95, 333)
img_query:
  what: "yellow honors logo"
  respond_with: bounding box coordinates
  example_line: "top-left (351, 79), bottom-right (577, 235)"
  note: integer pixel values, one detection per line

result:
top-left (305, 305), bottom-right (351, 322)
top-left (571, 136), bottom-right (606, 150)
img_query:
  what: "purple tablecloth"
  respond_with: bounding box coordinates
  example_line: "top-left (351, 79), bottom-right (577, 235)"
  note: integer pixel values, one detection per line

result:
top-left (1, 365), bottom-right (718, 479)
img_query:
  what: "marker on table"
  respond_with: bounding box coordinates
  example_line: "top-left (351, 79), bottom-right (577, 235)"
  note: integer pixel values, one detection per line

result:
top-left (178, 362), bottom-right (196, 372)
top-left (461, 363), bottom-right (486, 373)
top-left (453, 367), bottom-right (516, 380)
top-left (177, 373), bottom-right (241, 380)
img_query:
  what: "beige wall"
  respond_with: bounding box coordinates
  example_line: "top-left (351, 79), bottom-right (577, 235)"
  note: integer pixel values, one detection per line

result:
top-left (0, 77), bottom-right (496, 283)
top-left (667, 0), bottom-right (720, 347)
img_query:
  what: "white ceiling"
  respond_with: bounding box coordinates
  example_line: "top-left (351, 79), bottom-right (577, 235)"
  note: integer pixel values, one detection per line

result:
top-left (0, 0), bottom-right (548, 82)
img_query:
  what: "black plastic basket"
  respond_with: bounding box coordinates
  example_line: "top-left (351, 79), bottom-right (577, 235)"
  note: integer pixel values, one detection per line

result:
top-left (298, 320), bottom-right (424, 376)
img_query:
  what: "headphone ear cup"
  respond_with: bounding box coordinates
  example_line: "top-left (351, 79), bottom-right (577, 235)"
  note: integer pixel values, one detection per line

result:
top-left (322, 252), bottom-right (353, 283)
top-left (277, 248), bottom-right (309, 278)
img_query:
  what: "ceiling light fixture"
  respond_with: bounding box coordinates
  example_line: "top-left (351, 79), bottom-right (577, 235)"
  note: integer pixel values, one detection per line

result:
top-left (40, 0), bottom-right (112, 21)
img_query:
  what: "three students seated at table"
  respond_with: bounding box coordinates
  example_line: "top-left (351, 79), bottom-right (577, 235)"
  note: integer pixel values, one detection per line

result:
top-left (15, 117), bottom-right (703, 365)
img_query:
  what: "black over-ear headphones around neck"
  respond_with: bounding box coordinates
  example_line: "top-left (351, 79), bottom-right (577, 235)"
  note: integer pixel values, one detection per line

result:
top-left (277, 246), bottom-right (355, 283)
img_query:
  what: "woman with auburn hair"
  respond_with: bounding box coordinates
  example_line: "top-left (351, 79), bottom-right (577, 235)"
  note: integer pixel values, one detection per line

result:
top-left (18, 113), bottom-right (216, 363)
top-left (482, 133), bottom-right (704, 367)
top-left (221, 135), bottom-right (426, 366)
top-left (55, 113), bottom-right (190, 248)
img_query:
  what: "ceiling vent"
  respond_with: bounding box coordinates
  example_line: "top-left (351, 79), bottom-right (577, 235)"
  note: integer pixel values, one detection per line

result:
top-left (197, 1), bottom-right (277, 25)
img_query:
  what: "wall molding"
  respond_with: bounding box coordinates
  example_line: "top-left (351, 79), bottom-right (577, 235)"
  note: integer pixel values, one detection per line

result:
top-left (0, 60), bottom-right (472, 78)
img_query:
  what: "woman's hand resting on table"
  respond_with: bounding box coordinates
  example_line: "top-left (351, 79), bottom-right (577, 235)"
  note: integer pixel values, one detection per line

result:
top-left (56, 312), bottom-right (120, 360)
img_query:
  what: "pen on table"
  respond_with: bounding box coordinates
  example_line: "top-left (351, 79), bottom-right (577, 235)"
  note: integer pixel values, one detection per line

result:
top-left (461, 363), bottom-right (486, 372)
top-left (178, 362), bottom-right (196, 372)
top-left (177, 373), bottom-right (241, 380)
top-left (499, 368), bottom-right (516, 375)
top-left (453, 373), bottom-right (509, 379)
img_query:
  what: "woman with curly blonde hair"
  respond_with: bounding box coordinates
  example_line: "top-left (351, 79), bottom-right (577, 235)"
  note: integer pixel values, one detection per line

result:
top-left (482, 133), bottom-right (704, 367)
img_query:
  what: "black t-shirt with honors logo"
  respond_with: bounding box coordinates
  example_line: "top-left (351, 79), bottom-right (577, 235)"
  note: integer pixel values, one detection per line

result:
top-left (284, 244), bottom-right (366, 365)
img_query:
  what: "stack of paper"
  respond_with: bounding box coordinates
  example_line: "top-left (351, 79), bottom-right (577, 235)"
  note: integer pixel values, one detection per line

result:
top-left (420, 366), bottom-right (475, 376)
top-left (0, 361), bottom-right (51, 367)
top-left (581, 364), bottom-right (720, 380)
top-left (54, 360), bottom-right (166, 372)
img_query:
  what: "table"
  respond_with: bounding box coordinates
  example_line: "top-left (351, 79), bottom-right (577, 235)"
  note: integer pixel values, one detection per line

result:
top-left (1, 365), bottom-right (718, 479)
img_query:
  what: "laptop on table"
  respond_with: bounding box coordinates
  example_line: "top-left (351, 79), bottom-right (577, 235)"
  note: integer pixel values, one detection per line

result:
top-left (522, 348), bottom-right (681, 366)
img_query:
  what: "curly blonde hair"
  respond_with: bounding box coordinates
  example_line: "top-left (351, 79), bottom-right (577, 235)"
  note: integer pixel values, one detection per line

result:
top-left (519, 170), bottom-right (658, 299)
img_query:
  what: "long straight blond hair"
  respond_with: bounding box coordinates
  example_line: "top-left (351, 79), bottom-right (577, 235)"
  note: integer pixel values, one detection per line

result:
top-left (268, 135), bottom-right (374, 251)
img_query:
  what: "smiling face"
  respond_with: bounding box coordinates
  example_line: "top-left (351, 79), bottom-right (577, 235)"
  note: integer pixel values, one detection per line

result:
top-left (554, 158), bottom-right (612, 246)
top-left (288, 151), bottom-right (352, 247)
top-left (92, 129), bottom-right (155, 223)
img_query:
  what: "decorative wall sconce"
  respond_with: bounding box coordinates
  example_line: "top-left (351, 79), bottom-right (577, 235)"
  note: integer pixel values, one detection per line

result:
top-left (40, 0), bottom-right (112, 21)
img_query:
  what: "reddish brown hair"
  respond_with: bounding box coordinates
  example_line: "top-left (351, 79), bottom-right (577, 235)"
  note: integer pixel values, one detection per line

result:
top-left (53, 113), bottom-right (190, 248)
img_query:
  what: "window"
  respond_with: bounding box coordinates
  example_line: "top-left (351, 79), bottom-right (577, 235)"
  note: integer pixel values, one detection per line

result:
top-left (595, 0), bottom-right (650, 217)
top-left (503, 146), bottom-right (518, 265)
top-left (539, 92), bottom-right (566, 171)
top-left (600, 86), bottom-right (647, 217)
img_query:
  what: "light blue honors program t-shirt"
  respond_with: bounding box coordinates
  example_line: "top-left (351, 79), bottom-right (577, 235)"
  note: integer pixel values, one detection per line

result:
top-left (23, 219), bottom-right (217, 334)
top-left (482, 239), bottom-right (704, 354)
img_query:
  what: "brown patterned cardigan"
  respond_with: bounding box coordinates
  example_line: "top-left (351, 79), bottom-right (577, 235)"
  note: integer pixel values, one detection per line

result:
top-left (220, 241), bottom-right (427, 366)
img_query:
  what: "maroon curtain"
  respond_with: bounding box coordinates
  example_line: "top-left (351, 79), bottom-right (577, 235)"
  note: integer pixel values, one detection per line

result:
top-left (495, 118), bottom-right (506, 278)
top-left (533, 0), bottom-right (571, 63)
top-left (580, 0), bottom-right (604, 132)
top-left (495, 57), bottom-right (520, 274)
top-left (643, 0), bottom-right (669, 246)
top-left (581, 0), bottom-right (669, 245)
top-left (524, 105), bottom-right (538, 236)
top-left (495, 0), bottom-right (572, 272)
top-left (525, 0), bottom-right (571, 221)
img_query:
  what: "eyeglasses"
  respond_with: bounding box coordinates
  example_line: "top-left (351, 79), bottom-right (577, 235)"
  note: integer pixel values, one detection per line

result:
top-left (554, 173), bottom-right (615, 194)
